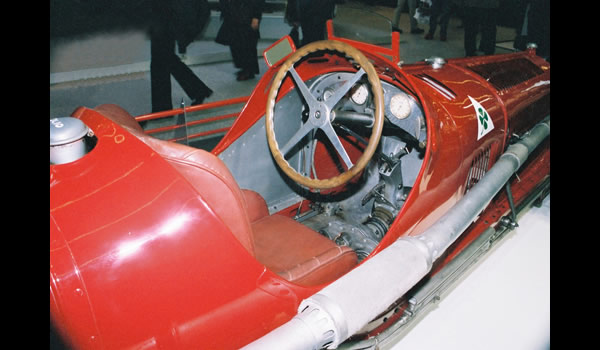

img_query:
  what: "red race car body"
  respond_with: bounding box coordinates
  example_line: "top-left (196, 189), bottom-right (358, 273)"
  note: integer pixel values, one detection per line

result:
top-left (50, 10), bottom-right (549, 350)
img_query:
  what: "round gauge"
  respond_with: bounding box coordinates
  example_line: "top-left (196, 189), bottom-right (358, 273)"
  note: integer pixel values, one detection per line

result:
top-left (351, 84), bottom-right (369, 105)
top-left (389, 93), bottom-right (411, 120)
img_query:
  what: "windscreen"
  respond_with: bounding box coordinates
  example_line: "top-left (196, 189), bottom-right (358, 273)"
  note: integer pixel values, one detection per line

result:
top-left (331, 6), bottom-right (392, 46)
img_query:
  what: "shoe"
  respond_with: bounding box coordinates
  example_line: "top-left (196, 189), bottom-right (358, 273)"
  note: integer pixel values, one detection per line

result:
top-left (425, 33), bottom-right (433, 40)
top-left (236, 71), bottom-right (255, 81)
top-left (440, 33), bottom-right (447, 42)
top-left (392, 26), bottom-right (403, 33)
top-left (191, 89), bottom-right (213, 106)
top-left (410, 28), bottom-right (424, 34)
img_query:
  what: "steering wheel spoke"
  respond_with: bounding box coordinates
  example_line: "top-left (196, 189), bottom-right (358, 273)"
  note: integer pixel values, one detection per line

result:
top-left (289, 66), bottom-right (319, 109)
top-left (321, 122), bottom-right (354, 170)
top-left (281, 120), bottom-right (315, 157)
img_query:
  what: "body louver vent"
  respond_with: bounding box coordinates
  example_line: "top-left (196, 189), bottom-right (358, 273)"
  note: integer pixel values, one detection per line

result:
top-left (414, 73), bottom-right (457, 100)
top-left (466, 58), bottom-right (544, 91)
top-left (465, 146), bottom-right (491, 193)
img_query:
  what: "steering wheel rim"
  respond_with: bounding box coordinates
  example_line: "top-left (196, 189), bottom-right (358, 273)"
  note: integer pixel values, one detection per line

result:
top-left (265, 40), bottom-right (384, 190)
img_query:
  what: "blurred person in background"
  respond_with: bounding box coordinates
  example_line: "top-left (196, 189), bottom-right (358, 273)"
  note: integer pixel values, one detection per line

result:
top-left (216, 0), bottom-right (266, 81)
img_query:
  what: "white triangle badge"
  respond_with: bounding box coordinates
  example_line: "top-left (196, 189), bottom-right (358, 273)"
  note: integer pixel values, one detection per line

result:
top-left (469, 96), bottom-right (494, 140)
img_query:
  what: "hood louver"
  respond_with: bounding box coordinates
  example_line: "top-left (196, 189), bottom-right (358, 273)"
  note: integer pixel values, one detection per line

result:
top-left (465, 58), bottom-right (544, 91)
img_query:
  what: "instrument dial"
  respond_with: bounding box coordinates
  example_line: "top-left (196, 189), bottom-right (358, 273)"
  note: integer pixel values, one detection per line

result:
top-left (351, 84), bottom-right (369, 105)
top-left (389, 93), bottom-right (411, 120)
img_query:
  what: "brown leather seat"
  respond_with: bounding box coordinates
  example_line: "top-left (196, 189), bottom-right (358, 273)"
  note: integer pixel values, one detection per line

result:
top-left (94, 104), bottom-right (357, 286)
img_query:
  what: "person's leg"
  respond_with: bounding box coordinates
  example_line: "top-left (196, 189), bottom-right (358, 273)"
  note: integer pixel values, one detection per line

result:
top-left (150, 24), bottom-right (175, 112)
top-left (243, 29), bottom-right (260, 76)
top-left (528, 0), bottom-right (550, 59)
top-left (462, 7), bottom-right (478, 56)
top-left (407, 0), bottom-right (423, 33)
top-left (479, 8), bottom-right (497, 55)
top-left (426, 0), bottom-right (441, 39)
top-left (301, 17), bottom-right (325, 46)
top-left (438, 0), bottom-right (452, 40)
top-left (170, 56), bottom-right (212, 103)
top-left (233, 27), bottom-right (259, 80)
top-left (393, 0), bottom-right (407, 29)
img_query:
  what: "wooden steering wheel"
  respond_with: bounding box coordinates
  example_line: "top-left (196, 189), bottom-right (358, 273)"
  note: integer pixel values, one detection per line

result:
top-left (265, 40), bottom-right (384, 190)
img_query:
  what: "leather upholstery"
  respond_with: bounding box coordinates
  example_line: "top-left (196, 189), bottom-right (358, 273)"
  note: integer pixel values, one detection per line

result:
top-left (252, 215), bottom-right (358, 286)
top-left (94, 104), bottom-right (357, 286)
top-left (95, 104), bottom-right (257, 255)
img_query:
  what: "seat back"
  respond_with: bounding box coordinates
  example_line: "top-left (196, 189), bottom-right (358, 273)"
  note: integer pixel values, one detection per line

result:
top-left (94, 104), bottom-right (257, 256)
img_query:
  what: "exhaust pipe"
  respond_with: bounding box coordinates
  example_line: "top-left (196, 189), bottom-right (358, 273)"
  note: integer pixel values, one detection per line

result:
top-left (243, 117), bottom-right (550, 350)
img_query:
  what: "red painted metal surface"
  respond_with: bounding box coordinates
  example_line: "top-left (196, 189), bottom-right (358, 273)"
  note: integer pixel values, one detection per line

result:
top-left (372, 49), bottom-right (549, 254)
top-left (50, 109), bottom-right (321, 349)
top-left (50, 23), bottom-right (549, 349)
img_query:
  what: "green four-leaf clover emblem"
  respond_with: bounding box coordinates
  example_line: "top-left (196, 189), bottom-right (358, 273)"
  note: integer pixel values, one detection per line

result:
top-left (478, 107), bottom-right (489, 130)
top-left (469, 95), bottom-right (494, 140)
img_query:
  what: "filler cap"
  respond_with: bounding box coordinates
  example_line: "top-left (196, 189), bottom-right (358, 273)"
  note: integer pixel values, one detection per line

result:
top-left (425, 56), bottom-right (446, 69)
top-left (50, 117), bottom-right (92, 164)
top-left (50, 117), bottom-right (89, 146)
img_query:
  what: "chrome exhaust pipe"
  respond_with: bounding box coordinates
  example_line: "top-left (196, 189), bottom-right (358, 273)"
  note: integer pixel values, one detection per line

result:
top-left (243, 117), bottom-right (550, 350)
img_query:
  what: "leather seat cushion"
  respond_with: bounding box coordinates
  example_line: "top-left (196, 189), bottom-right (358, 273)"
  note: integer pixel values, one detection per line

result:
top-left (252, 214), bottom-right (357, 286)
